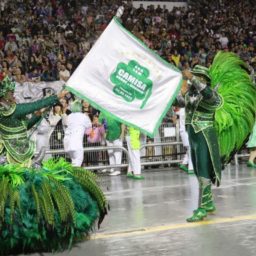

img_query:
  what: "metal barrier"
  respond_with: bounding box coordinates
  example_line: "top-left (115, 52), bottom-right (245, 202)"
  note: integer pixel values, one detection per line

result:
top-left (38, 120), bottom-right (251, 168)
top-left (140, 141), bottom-right (183, 166)
top-left (41, 121), bottom-right (186, 169)
top-left (44, 146), bottom-right (130, 171)
top-left (42, 141), bottom-right (184, 170)
top-left (39, 120), bottom-right (252, 168)
top-left (234, 153), bottom-right (249, 165)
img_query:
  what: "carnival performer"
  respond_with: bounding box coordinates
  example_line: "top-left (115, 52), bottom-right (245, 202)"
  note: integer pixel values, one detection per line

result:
top-left (0, 76), bottom-right (107, 254)
top-left (177, 51), bottom-right (256, 222)
top-left (181, 66), bottom-right (222, 222)
top-left (63, 100), bottom-right (92, 167)
top-left (0, 75), bottom-right (67, 166)
top-left (126, 126), bottom-right (144, 180)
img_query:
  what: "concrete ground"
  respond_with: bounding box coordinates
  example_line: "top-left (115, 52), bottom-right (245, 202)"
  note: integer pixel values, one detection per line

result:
top-left (27, 163), bottom-right (256, 256)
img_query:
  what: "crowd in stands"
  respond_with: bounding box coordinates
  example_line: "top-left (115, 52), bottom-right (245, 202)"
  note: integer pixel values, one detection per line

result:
top-left (0, 0), bottom-right (255, 85)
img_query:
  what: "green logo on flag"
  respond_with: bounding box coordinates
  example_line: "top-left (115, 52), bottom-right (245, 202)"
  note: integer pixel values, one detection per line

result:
top-left (110, 60), bottom-right (152, 109)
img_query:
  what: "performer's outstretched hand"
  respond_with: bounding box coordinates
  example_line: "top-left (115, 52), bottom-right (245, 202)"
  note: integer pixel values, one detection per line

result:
top-left (116, 6), bottom-right (124, 18)
top-left (34, 108), bottom-right (46, 116)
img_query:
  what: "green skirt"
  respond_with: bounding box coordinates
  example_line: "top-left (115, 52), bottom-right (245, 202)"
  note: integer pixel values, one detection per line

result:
top-left (0, 158), bottom-right (107, 255)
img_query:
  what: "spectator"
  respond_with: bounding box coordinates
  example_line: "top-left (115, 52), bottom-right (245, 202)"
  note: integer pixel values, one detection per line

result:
top-left (35, 112), bottom-right (53, 161)
top-left (49, 103), bottom-right (66, 157)
top-left (247, 122), bottom-right (256, 168)
top-left (86, 114), bottom-right (105, 144)
top-left (64, 100), bottom-right (92, 167)
top-left (59, 97), bottom-right (71, 132)
top-left (99, 112), bottom-right (125, 176)
top-left (126, 126), bottom-right (144, 180)
top-left (176, 106), bottom-right (194, 174)
top-left (40, 63), bottom-right (57, 81)
top-left (58, 63), bottom-right (70, 82)
top-left (12, 66), bottom-right (26, 84)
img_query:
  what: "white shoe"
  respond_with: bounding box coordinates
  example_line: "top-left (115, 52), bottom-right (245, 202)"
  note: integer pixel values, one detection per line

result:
top-left (100, 169), bottom-right (108, 173)
top-left (109, 170), bottom-right (121, 176)
top-left (182, 154), bottom-right (188, 165)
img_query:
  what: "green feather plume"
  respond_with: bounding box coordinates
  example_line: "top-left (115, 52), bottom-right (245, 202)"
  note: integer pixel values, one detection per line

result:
top-left (209, 51), bottom-right (256, 163)
top-left (0, 158), bottom-right (107, 254)
top-left (72, 167), bottom-right (108, 226)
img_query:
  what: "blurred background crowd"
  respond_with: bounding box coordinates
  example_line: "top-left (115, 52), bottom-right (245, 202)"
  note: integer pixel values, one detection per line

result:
top-left (0, 0), bottom-right (255, 84)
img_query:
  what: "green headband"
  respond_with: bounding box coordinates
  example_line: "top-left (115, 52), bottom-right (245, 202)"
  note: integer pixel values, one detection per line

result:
top-left (191, 65), bottom-right (211, 81)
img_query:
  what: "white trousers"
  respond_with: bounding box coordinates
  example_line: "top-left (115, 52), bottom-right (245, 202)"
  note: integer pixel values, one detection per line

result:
top-left (36, 134), bottom-right (52, 160)
top-left (126, 135), bottom-right (141, 175)
top-left (153, 129), bottom-right (162, 156)
top-left (140, 133), bottom-right (147, 157)
top-left (180, 130), bottom-right (193, 170)
top-left (106, 138), bottom-right (123, 171)
top-left (68, 149), bottom-right (84, 167)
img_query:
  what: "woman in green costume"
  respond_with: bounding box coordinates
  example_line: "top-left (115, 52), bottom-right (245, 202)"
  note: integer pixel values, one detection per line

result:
top-left (0, 76), bottom-right (107, 254)
top-left (0, 76), bottom-right (66, 166)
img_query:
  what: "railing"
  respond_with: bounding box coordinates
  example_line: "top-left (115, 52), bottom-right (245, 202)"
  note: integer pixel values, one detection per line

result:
top-left (40, 122), bottom-right (186, 169)
top-left (234, 151), bottom-right (249, 165)
top-left (42, 141), bottom-right (184, 170)
top-left (37, 121), bottom-right (249, 169)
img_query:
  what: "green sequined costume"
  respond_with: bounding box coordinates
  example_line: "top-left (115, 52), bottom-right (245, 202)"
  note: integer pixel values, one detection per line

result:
top-left (0, 96), bottom-right (58, 165)
top-left (0, 77), bottom-right (107, 254)
top-left (185, 79), bottom-right (222, 185)
top-left (184, 77), bottom-right (222, 222)
top-left (177, 52), bottom-right (256, 222)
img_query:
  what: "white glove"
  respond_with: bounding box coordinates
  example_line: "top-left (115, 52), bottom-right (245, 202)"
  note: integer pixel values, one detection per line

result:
top-left (116, 6), bottom-right (124, 18)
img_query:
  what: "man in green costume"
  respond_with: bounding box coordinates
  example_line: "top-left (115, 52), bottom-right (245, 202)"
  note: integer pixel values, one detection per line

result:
top-left (179, 66), bottom-right (222, 222)
top-left (0, 76), bottom-right (67, 166)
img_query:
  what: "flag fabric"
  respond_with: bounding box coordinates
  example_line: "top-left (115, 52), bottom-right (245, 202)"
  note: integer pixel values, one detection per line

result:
top-left (66, 17), bottom-right (182, 137)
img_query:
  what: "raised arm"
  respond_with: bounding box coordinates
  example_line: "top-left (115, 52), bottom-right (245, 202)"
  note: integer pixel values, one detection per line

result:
top-left (183, 69), bottom-right (221, 105)
top-left (13, 90), bottom-right (69, 119)
top-left (13, 95), bottom-right (59, 118)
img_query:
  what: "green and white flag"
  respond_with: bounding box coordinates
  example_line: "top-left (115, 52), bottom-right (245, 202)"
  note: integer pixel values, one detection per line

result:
top-left (66, 17), bottom-right (182, 137)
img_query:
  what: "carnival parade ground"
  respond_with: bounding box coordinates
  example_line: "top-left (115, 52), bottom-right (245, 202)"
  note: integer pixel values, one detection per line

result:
top-left (26, 164), bottom-right (256, 256)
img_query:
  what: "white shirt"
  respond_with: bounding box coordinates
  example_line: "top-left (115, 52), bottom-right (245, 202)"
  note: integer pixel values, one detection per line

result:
top-left (64, 112), bottom-right (91, 151)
